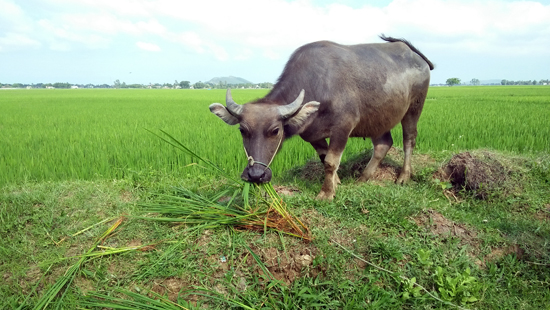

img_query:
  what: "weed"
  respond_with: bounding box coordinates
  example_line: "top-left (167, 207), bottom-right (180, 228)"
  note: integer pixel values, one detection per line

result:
top-left (433, 266), bottom-right (484, 305)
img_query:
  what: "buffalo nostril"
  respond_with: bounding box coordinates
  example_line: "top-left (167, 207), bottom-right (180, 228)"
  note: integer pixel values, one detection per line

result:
top-left (242, 164), bottom-right (272, 183)
top-left (248, 168), bottom-right (266, 182)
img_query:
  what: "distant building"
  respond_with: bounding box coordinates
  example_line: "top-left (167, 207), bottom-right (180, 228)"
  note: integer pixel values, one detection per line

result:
top-left (71, 86), bottom-right (79, 89)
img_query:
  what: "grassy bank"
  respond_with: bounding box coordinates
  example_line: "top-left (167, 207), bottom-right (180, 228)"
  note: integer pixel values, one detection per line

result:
top-left (1, 148), bottom-right (549, 309)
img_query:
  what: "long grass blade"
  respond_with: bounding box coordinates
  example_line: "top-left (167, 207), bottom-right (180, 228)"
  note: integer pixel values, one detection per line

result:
top-left (145, 129), bottom-right (242, 186)
top-left (26, 217), bottom-right (125, 309)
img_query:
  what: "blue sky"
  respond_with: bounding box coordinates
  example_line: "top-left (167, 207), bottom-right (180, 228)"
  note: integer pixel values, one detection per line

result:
top-left (1, 0), bottom-right (549, 85)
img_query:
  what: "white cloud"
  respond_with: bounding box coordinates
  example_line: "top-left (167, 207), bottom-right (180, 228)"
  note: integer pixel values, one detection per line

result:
top-left (0, 0), bottom-right (33, 31)
top-left (2, 0), bottom-right (550, 83)
top-left (0, 33), bottom-right (41, 51)
top-left (37, 19), bottom-right (111, 50)
top-left (18, 0), bottom-right (550, 59)
top-left (136, 41), bottom-right (161, 52)
top-left (140, 0), bottom-right (550, 60)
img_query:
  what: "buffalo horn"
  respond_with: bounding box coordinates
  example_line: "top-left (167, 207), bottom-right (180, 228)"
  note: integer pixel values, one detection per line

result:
top-left (278, 89), bottom-right (305, 119)
top-left (225, 88), bottom-right (243, 117)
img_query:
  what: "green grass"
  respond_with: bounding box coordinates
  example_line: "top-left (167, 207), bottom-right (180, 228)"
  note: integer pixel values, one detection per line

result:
top-left (1, 150), bottom-right (549, 308)
top-left (1, 86), bottom-right (550, 309)
top-left (1, 86), bottom-right (549, 186)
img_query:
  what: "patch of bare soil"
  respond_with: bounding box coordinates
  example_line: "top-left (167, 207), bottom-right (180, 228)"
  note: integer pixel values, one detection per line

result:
top-left (74, 277), bottom-right (95, 294)
top-left (484, 244), bottom-right (525, 263)
top-left (247, 243), bottom-right (319, 285)
top-left (273, 185), bottom-right (301, 196)
top-left (412, 209), bottom-right (528, 268)
top-left (413, 209), bottom-right (479, 249)
top-left (151, 277), bottom-right (192, 302)
top-left (196, 230), bottom-right (213, 248)
top-left (18, 265), bottom-right (43, 293)
top-left (534, 204), bottom-right (550, 222)
top-left (119, 190), bottom-right (135, 203)
top-left (438, 152), bottom-right (509, 199)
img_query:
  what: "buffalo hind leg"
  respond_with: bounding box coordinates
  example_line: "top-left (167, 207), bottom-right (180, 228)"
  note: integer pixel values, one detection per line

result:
top-left (397, 96), bottom-right (425, 184)
top-left (317, 131), bottom-right (349, 200)
top-left (357, 131), bottom-right (393, 182)
top-left (310, 139), bottom-right (340, 185)
top-left (397, 114), bottom-right (420, 184)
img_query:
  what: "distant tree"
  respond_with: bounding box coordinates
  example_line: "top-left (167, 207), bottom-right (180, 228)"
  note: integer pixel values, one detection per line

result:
top-left (258, 82), bottom-right (274, 88)
top-left (446, 78), bottom-right (461, 86)
top-left (501, 79), bottom-right (507, 85)
top-left (532, 80), bottom-right (537, 85)
top-left (114, 79), bottom-right (121, 88)
top-left (12, 83), bottom-right (23, 88)
top-left (470, 78), bottom-right (480, 86)
top-left (53, 82), bottom-right (70, 88)
top-left (193, 81), bottom-right (206, 89)
top-left (179, 81), bottom-right (190, 89)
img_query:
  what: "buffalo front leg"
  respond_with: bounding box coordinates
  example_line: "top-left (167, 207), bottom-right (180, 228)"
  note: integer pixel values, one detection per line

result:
top-left (316, 132), bottom-right (349, 200)
top-left (310, 139), bottom-right (340, 185)
top-left (357, 131), bottom-right (393, 182)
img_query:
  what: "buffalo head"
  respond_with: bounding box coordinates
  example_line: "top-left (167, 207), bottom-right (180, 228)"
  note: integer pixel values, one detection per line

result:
top-left (209, 89), bottom-right (320, 183)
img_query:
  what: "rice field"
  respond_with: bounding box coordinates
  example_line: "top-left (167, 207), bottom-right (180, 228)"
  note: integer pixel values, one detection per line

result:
top-left (0, 86), bottom-right (549, 186)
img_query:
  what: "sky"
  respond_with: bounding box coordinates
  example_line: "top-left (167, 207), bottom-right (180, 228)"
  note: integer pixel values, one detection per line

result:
top-left (1, 0), bottom-right (550, 85)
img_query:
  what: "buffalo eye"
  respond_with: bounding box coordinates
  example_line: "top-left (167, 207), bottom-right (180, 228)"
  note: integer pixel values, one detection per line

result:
top-left (239, 127), bottom-right (248, 137)
top-left (270, 127), bottom-right (280, 137)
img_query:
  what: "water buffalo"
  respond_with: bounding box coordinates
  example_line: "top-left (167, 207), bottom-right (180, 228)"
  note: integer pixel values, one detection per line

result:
top-left (210, 35), bottom-right (434, 200)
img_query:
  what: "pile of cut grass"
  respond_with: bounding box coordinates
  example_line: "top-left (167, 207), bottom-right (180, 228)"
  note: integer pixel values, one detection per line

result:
top-left (140, 130), bottom-right (311, 240)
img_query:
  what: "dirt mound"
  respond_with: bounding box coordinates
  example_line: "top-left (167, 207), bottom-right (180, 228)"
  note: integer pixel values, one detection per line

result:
top-left (439, 152), bottom-right (508, 199)
top-left (341, 157), bottom-right (400, 182)
top-left (287, 148), bottom-right (402, 183)
top-left (291, 160), bottom-right (325, 182)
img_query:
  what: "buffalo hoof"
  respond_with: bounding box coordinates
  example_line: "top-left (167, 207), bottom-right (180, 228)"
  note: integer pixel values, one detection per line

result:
top-left (316, 190), bottom-right (334, 201)
top-left (396, 171), bottom-right (410, 184)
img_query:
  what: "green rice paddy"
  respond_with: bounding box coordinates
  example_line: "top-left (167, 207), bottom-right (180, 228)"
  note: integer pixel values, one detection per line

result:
top-left (1, 86), bottom-right (549, 186)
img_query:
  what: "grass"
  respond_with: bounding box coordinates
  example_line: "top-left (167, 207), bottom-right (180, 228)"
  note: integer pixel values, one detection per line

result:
top-left (1, 86), bottom-right (549, 186)
top-left (1, 86), bottom-right (550, 309)
top-left (2, 149), bottom-right (549, 309)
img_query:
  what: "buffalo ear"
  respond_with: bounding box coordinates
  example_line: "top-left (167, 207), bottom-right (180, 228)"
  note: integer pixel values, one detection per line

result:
top-left (209, 103), bottom-right (239, 125)
top-left (284, 101), bottom-right (320, 135)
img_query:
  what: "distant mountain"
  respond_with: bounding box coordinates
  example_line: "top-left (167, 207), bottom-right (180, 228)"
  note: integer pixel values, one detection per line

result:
top-left (207, 76), bottom-right (253, 85)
